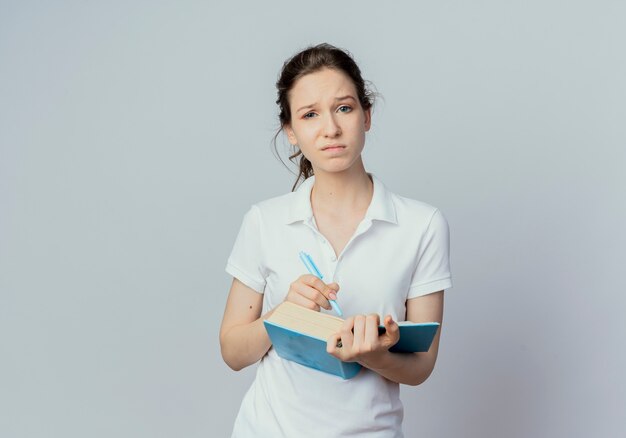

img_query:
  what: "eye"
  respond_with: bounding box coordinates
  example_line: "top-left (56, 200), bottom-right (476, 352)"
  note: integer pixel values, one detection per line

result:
top-left (337, 105), bottom-right (352, 113)
top-left (303, 112), bottom-right (317, 119)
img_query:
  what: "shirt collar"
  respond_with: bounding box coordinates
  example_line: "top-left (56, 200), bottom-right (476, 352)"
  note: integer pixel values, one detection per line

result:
top-left (285, 173), bottom-right (397, 225)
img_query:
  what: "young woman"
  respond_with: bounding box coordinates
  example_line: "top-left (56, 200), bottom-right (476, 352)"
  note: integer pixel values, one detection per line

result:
top-left (220, 43), bottom-right (452, 437)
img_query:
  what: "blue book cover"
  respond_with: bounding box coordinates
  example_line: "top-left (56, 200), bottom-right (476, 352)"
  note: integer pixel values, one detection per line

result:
top-left (264, 321), bottom-right (362, 379)
top-left (263, 302), bottom-right (440, 379)
top-left (389, 322), bottom-right (440, 353)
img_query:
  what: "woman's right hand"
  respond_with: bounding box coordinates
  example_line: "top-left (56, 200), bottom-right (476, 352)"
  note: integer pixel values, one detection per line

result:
top-left (285, 274), bottom-right (340, 312)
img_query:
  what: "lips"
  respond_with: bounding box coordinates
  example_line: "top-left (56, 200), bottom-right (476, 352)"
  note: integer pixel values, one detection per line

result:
top-left (321, 144), bottom-right (345, 151)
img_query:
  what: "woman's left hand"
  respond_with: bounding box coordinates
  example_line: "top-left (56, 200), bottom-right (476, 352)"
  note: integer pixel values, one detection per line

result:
top-left (326, 314), bottom-right (400, 367)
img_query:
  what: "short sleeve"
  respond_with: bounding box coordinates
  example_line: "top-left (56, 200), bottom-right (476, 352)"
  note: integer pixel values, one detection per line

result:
top-left (408, 209), bottom-right (453, 298)
top-left (225, 205), bottom-right (267, 293)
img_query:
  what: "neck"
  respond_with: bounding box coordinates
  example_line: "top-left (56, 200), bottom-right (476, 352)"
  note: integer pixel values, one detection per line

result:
top-left (310, 159), bottom-right (373, 215)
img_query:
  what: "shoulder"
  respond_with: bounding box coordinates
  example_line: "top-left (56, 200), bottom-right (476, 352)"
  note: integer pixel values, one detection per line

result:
top-left (392, 192), bottom-right (439, 217)
top-left (250, 191), bottom-right (295, 217)
top-left (239, 190), bottom-right (297, 228)
top-left (385, 190), bottom-right (451, 262)
top-left (388, 189), bottom-right (446, 230)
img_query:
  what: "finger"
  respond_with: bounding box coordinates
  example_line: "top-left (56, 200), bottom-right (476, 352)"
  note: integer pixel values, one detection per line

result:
top-left (287, 281), bottom-right (322, 311)
top-left (326, 283), bottom-right (340, 301)
top-left (286, 289), bottom-right (320, 311)
top-left (326, 333), bottom-right (343, 357)
top-left (320, 282), bottom-right (339, 301)
top-left (340, 317), bottom-right (355, 350)
top-left (327, 282), bottom-right (340, 293)
top-left (365, 314), bottom-right (381, 342)
top-left (352, 315), bottom-right (366, 348)
top-left (292, 279), bottom-right (332, 310)
top-left (300, 275), bottom-right (337, 305)
top-left (383, 315), bottom-right (400, 345)
top-left (300, 274), bottom-right (327, 292)
top-left (303, 275), bottom-right (339, 301)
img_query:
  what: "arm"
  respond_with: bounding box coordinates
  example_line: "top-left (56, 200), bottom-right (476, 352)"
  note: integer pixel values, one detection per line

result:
top-left (219, 276), bottom-right (340, 371)
top-left (327, 290), bottom-right (444, 386)
top-left (219, 278), bottom-right (271, 371)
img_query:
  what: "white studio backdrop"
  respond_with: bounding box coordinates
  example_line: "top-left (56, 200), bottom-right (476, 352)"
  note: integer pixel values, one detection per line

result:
top-left (1, 1), bottom-right (624, 437)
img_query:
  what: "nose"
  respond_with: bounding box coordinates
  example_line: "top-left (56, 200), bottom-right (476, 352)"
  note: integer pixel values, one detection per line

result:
top-left (323, 113), bottom-right (342, 138)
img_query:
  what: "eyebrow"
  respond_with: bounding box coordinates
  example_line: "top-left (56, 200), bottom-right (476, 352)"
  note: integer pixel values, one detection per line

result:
top-left (296, 95), bottom-right (357, 114)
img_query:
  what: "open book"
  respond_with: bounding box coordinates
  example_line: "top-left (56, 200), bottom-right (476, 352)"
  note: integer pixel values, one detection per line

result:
top-left (263, 301), bottom-right (440, 379)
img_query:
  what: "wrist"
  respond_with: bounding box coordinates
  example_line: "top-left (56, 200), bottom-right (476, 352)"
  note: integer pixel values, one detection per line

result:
top-left (359, 350), bottom-right (395, 371)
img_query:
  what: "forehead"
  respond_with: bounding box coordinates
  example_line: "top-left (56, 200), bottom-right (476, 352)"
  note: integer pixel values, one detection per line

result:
top-left (288, 68), bottom-right (357, 106)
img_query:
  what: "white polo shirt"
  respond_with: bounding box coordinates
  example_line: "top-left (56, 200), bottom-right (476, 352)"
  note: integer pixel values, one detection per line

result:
top-left (226, 174), bottom-right (452, 438)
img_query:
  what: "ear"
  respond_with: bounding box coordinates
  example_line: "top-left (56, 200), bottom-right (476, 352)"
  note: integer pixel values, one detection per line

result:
top-left (364, 108), bottom-right (372, 132)
top-left (285, 124), bottom-right (298, 145)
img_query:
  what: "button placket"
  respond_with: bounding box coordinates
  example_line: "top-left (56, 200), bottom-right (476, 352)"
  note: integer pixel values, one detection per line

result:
top-left (315, 233), bottom-right (338, 280)
top-left (320, 236), bottom-right (338, 272)
top-left (305, 220), bottom-right (338, 278)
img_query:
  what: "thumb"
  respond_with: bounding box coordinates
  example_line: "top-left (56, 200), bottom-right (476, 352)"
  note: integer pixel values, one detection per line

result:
top-left (384, 315), bottom-right (400, 344)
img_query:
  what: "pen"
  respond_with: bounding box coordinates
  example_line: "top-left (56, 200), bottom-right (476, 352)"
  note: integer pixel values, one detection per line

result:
top-left (298, 251), bottom-right (343, 317)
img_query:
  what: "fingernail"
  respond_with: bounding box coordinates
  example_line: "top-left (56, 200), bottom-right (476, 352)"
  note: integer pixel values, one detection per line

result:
top-left (329, 292), bottom-right (337, 300)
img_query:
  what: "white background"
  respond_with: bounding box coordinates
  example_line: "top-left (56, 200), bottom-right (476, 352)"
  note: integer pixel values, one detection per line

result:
top-left (1, 1), bottom-right (625, 437)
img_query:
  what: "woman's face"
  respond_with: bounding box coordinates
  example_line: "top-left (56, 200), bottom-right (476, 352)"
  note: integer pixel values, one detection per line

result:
top-left (285, 68), bottom-right (371, 176)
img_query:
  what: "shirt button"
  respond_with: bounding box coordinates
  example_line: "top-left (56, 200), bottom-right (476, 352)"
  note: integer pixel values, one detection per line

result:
top-left (320, 238), bottom-right (326, 244)
top-left (331, 255), bottom-right (337, 262)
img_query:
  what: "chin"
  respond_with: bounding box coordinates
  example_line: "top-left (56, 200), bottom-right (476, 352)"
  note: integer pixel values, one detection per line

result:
top-left (315, 163), bottom-right (358, 175)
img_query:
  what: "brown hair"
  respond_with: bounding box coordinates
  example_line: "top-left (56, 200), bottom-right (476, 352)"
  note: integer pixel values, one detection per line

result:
top-left (273, 43), bottom-right (376, 191)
